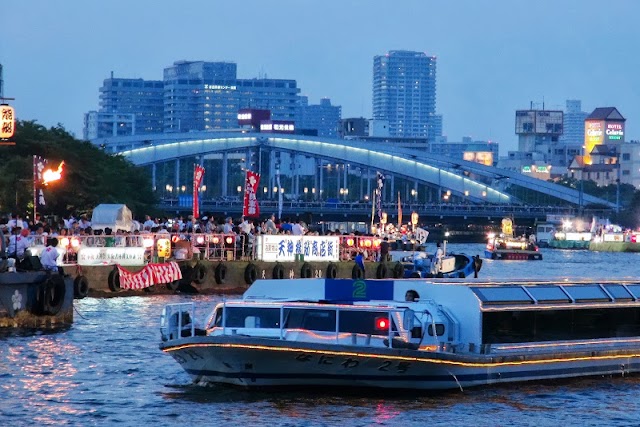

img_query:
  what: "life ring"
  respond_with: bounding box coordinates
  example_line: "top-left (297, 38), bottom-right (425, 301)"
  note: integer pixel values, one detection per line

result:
top-left (392, 262), bottom-right (404, 279)
top-left (376, 263), bottom-right (388, 279)
top-left (244, 263), bottom-right (258, 284)
top-left (73, 275), bottom-right (89, 299)
top-left (352, 264), bottom-right (364, 280)
top-left (191, 263), bottom-right (208, 284)
top-left (43, 274), bottom-right (66, 315)
top-left (273, 263), bottom-right (285, 280)
top-left (214, 263), bottom-right (227, 284)
top-left (108, 269), bottom-right (120, 292)
top-left (326, 262), bottom-right (337, 279)
top-left (410, 271), bottom-right (421, 278)
top-left (300, 262), bottom-right (312, 279)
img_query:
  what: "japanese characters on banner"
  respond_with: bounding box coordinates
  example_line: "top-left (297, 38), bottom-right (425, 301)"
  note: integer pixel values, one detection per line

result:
top-left (33, 155), bottom-right (47, 206)
top-left (193, 164), bottom-right (205, 219)
top-left (243, 170), bottom-right (260, 218)
top-left (0, 105), bottom-right (15, 139)
top-left (117, 261), bottom-right (182, 290)
top-left (77, 247), bottom-right (146, 266)
top-left (255, 235), bottom-right (340, 262)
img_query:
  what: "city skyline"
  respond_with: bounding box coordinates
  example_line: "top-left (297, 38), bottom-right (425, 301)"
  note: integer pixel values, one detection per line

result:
top-left (2, 0), bottom-right (640, 153)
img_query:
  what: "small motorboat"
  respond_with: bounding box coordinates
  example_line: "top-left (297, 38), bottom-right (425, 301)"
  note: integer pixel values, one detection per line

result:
top-left (484, 218), bottom-right (541, 260)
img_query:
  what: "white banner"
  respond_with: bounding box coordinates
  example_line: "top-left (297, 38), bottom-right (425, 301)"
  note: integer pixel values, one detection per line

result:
top-left (77, 247), bottom-right (146, 266)
top-left (255, 235), bottom-right (340, 262)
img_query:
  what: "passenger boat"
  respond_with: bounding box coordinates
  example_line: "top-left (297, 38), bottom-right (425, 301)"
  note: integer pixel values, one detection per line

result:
top-left (484, 218), bottom-right (541, 260)
top-left (390, 241), bottom-right (482, 279)
top-left (159, 277), bottom-right (640, 390)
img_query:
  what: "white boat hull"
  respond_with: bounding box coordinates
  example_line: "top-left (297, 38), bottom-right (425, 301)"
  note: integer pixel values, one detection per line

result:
top-left (161, 336), bottom-right (640, 390)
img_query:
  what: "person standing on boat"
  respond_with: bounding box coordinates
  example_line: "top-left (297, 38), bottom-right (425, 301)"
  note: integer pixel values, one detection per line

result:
top-left (431, 242), bottom-right (444, 275)
top-left (40, 238), bottom-right (60, 272)
top-left (380, 237), bottom-right (390, 262)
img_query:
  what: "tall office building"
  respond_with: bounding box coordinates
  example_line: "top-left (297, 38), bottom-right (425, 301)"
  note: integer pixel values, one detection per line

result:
top-left (560, 100), bottom-right (589, 148)
top-left (372, 50), bottom-right (437, 138)
top-left (83, 75), bottom-right (164, 139)
top-left (236, 78), bottom-right (299, 122)
top-left (296, 96), bottom-right (342, 137)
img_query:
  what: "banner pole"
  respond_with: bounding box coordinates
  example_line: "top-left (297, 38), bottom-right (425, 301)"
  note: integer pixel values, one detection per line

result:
top-left (32, 155), bottom-right (37, 222)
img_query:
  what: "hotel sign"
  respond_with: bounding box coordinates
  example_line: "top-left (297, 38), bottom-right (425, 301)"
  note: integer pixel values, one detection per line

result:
top-left (606, 123), bottom-right (624, 141)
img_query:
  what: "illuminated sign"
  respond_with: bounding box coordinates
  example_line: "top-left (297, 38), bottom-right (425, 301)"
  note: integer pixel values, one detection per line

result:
top-left (521, 165), bottom-right (551, 174)
top-left (0, 105), bottom-right (15, 139)
top-left (204, 84), bottom-right (236, 91)
top-left (255, 235), bottom-right (340, 262)
top-left (584, 120), bottom-right (604, 164)
top-left (77, 247), bottom-right (146, 266)
top-left (606, 123), bottom-right (624, 140)
top-left (259, 121), bottom-right (295, 133)
top-left (463, 151), bottom-right (493, 166)
top-left (238, 113), bottom-right (252, 121)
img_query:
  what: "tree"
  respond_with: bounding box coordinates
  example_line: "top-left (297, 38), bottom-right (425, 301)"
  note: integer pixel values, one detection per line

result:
top-left (0, 121), bottom-right (157, 220)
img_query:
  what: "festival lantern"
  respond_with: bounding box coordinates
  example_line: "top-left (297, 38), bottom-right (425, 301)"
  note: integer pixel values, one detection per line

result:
top-left (0, 105), bottom-right (15, 139)
top-left (411, 212), bottom-right (419, 226)
top-left (157, 238), bottom-right (171, 258)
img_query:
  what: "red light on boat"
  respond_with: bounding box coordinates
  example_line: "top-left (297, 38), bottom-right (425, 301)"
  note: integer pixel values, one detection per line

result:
top-left (346, 238), bottom-right (354, 247)
top-left (225, 236), bottom-right (234, 245)
top-left (375, 317), bottom-right (389, 331)
top-left (171, 235), bottom-right (180, 243)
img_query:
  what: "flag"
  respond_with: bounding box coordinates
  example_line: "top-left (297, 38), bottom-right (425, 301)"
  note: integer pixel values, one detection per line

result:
top-left (376, 172), bottom-right (385, 223)
top-left (33, 155), bottom-right (47, 206)
top-left (397, 191), bottom-right (402, 228)
top-left (243, 171), bottom-right (261, 218)
top-left (193, 164), bottom-right (205, 219)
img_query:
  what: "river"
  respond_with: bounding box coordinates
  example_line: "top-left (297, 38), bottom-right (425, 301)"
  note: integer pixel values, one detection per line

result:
top-left (2, 244), bottom-right (640, 426)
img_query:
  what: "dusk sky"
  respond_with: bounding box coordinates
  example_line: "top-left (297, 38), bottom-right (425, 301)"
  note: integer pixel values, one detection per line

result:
top-left (3, 0), bottom-right (640, 153)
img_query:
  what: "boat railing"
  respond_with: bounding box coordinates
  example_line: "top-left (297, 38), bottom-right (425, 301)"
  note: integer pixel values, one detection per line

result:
top-left (160, 302), bottom-right (195, 342)
top-left (485, 336), bottom-right (640, 355)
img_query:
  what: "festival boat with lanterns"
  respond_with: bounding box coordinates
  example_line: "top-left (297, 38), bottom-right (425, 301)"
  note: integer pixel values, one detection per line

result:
top-left (159, 277), bottom-right (640, 390)
top-left (485, 218), bottom-right (542, 260)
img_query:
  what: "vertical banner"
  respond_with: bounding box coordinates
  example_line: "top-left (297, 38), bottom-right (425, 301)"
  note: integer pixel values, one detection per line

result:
top-left (397, 191), bottom-right (402, 228)
top-left (33, 156), bottom-right (47, 220)
top-left (376, 171), bottom-right (385, 223)
top-left (276, 169), bottom-right (283, 220)
top-left (243, 171), bottom-right (261, 217)
top-left (193, 164), bottom-right (205, 219)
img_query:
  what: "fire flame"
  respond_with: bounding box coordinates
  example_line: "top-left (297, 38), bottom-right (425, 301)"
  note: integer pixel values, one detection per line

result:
top-left (43, 161), bottom-right (65, 185)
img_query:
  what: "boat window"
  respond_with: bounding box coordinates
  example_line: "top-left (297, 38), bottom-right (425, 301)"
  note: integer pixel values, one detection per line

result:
top-left (624, 284), bottom-right (640, 300)
top-left (224, 307), bottom-right (280, 329)
top-left (524, 285), bottom-right (571, 304)
top-left (284, 308), bottom-right (336, 332)
top-left (213, 308), bottom-right (222, 327)
top-left (427, 323), bottom-right (445, 336)
top-left (471, 286), bottom-right (534, 305)
top-left (604, 284), bottom-right (634, 301)
top-left (482, 307), bottom-right (640, 344)
top-left (563, 285), bottom-right (612, 303)
top-left (338, 310), bottom-right (395, 336)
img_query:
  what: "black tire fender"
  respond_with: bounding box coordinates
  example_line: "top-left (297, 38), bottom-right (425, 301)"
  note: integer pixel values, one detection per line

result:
top-left (273, 262), bottom-right (285, 279)
top-left (300, 262), bottom-right (312, 278)
top-left (244, 263), bottom-right (258, 284)
top-left (108, 269), bottom-right (120, 292)
top-left (192, 263), bottom-right (207, 285)
top-left (43, 275), bottom-right (66, 315)
top-left (214, 263), bottom-right (227, 284)
top-left (392, 262), bottom-right (404, 279)
top-left (73, 275), bottom-right (89, 299)
top-left (326, 262), bottom-right (337, 279)
top-left (376, 263), bottom-right (388, 279)
top-left (352, 264), bottom-right (364, 280)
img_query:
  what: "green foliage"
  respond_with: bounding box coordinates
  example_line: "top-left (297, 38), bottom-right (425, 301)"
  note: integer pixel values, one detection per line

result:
top-left (0, 121), bottom-right (157, 219)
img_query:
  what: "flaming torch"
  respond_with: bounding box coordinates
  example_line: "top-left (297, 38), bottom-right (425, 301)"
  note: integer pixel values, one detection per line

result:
top-left (42, 161), bottom-right (65, 185)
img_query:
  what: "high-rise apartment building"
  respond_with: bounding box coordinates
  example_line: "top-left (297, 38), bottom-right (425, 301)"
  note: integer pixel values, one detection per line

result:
top-left (372, 50), bottom-right (438, 138)
top-left (162, 60), bottom-right (299, 132)
top-left (83, 75), bottom-right (164, 139)
top-left (296, 96), bottom-right (342, 137)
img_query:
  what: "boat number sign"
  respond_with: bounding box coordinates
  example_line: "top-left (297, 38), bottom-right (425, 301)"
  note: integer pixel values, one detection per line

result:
top-left (295, 353), bottom-right (411, 373)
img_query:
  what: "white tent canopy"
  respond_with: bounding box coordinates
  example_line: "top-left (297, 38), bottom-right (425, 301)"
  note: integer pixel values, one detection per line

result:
top-left (90, 204), bottom-right (133, 232)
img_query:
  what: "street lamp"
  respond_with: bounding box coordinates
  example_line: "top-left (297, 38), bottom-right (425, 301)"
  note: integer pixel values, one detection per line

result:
top-left (411, 189), bottom-right (417, 199)
top-left (181, 185), bottom-right (186, 192)
top-left (237, 185), bottom-right (242, 193)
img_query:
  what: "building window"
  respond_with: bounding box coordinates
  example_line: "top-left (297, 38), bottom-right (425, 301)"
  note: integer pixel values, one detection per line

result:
top-left (623, 170), bottom-right (630, 176)
top-left (623, 153), bottom-right (631, 161)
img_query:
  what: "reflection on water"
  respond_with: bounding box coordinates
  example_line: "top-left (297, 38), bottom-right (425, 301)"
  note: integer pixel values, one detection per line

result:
top-left (4, 248), bottom-right (640, 424)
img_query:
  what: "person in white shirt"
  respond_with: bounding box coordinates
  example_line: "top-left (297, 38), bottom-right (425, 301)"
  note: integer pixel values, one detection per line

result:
top-left (265, 214), bottom-right (277, 234)
top-left (223, 217), bottom-right (235, 234)
top-left (143, 215), bottom-right (156, 230)
top-left (40, 238), bottom-right (60, 271)
top-left (291, 220), bottom-right (305, 236)
top-left (240, 217), bottom-right (253, 235)
top-left (431, 242), bottom-right (444, 275)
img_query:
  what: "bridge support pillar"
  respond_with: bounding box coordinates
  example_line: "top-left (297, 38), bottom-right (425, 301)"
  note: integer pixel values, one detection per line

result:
top-left (222, 152), bottom-right (228, 197)
top-left (174, 159), bottom-right (180, 196)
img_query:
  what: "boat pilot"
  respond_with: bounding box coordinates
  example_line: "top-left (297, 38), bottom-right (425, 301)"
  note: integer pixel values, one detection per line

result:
top-left (431, 242), bottom-right (444, 275)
